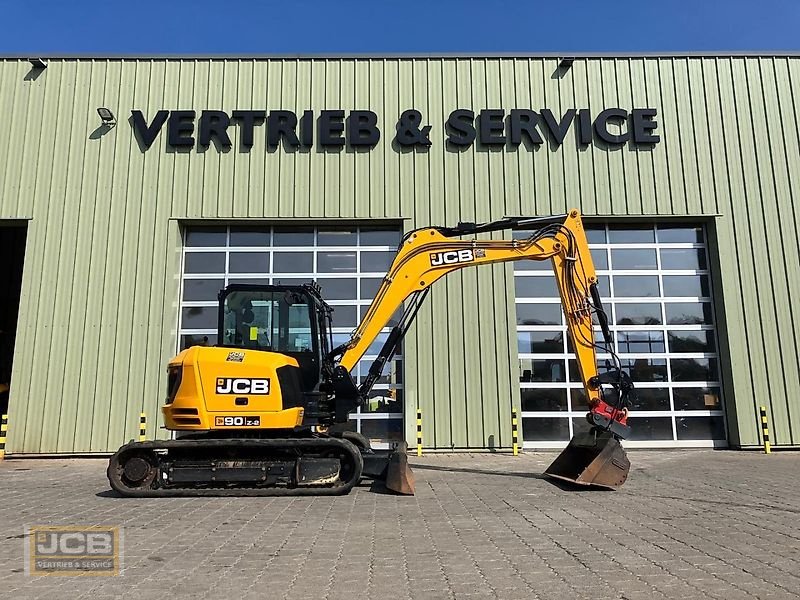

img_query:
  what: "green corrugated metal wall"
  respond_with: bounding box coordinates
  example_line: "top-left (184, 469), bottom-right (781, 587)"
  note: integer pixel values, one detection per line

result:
top-left (0, 56), bottom-right (798, 452)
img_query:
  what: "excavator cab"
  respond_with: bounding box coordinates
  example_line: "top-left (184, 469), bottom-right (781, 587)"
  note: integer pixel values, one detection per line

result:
top-left (220, 285), bottom-right (327, 391)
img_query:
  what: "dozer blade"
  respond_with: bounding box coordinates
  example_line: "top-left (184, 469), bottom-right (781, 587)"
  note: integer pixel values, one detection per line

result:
top-left (384, 442), bottom-right (415, 495)
top-left (544, 429), bottom-right (630, 490)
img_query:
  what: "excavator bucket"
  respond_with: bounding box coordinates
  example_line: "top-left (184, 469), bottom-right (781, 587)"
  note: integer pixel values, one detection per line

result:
top-left (544, 429), bottom-right (630, 490)
top-left (384, 442), bottom-right (415, 495)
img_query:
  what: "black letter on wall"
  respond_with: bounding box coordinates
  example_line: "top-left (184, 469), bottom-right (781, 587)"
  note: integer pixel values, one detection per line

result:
top-left (318, 110), bottom-right (346, 146)
top-left (446, 109), bottom-right (476, 146)
top-left (231, 110), bottom-right (266, 148)
top-left (540, 109), bottom-right (576, 145)
top-left (267, 111), bottom-right (300, 149)
top-left (131, 110), bottom-right (169, 149)
top-left (631, 108), bottom-right (660, 144)
top-left (594, 108), bottom-right (631, 144)
top-left (348, 110), bottom-right (381, 147)
top-left (198, 110), bottom-right (232, 148)
top-left (509, 110), bottom-right (543, 146)
top-left (300, 110), bottom-right (314, 147)
top-left (577, 109), bottom-right (593, 145)
top-left (479, 110), bottom-right (506, 145)
top-left (168, 110), bottom-right (196, 147)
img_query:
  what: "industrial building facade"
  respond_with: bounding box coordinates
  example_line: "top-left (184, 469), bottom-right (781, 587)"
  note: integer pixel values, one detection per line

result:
top-left (1, 53), bottom-right (798, 454)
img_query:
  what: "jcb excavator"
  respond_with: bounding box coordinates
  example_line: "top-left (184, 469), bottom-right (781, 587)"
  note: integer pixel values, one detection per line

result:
top-left (108, 210), bottom-right (634, 497)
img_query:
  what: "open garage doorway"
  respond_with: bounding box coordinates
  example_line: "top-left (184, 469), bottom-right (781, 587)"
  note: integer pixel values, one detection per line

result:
top-left (0, 224), bottom-right (26, 416)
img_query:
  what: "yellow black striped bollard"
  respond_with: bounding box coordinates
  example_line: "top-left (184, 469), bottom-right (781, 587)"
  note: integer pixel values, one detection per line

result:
top-left (512, 408), bottom-right (519, 456)
top-left (760, 406), bottom-right (771, 454)
top-left (416, 409), bottom-right (422, 457)
top-left (0, 414), bottom-right (7, 460)
top-left (139, 413), bottom-right (147, 442)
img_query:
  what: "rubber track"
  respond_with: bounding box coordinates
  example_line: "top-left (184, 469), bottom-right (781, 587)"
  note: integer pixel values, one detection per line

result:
top-left (107, 437), bottom-right (363, 497)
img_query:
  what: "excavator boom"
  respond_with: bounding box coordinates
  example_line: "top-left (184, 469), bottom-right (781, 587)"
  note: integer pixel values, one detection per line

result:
top-left (333, 209), bottom-right (633, 489)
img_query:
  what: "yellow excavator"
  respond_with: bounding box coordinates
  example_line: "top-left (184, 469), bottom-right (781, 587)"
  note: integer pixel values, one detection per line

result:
top-left (108, 210), bottom-right (634, 496)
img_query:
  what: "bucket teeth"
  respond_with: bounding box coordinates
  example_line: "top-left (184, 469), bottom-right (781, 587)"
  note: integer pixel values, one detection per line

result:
top-left (384, 442), bottom-right (415, 495)
top-left (544, 429), bottom-right (630, 490)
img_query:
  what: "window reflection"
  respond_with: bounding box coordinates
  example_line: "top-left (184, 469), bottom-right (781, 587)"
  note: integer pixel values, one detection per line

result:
top-left (519, 359), bottom-right (566, 382)
top-left (520, 389), bottom-right (567, 411)
top-left (668, 331), bottom-right (716, 353)
top-left (517, 331), bottom-right (565, 354)
top-left (616, 331), bottom-right (665, 353)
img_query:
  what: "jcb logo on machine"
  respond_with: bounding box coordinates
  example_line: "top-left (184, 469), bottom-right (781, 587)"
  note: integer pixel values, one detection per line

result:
top-left (215, 378), bottom-right (270, 395)
top-left (429, 248), bottom-right (484, 266)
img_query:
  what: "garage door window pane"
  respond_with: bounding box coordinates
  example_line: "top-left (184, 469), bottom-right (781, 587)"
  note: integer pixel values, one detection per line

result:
top-left (585, 226), bottom-right (607, 244)
top-left (516, 303), bottom-right (562, 326)
top-left (521, 388), bottom-right (567, 411)
top-left (629, 388), bottom-right (671, 411)
top-left (229, 252), bottom-right (269, 273)
top-left (621, 358), bottom-right (668, 382)
top-left (181, 306), bottom-right (218, 330)
top-left (671, 358), bottom-right (719, 382)
top-left (316, 278), bottom-right (357, 300)
top-left (515, 276), bottom-right (560, 298)
top-left (230, 228), bottom-right (270, 247)
top-left (183, 279), bottom-right (225, 301)
top-left (591, 249), bottom-right (609, 270)
top-left (522, 417), bottom-right (570, 441)
top-left (665, 303), bottom-right (713, 325)
top-left (518, 359), bottom-right (566, 382)
top-left (668, 331), bottom-right (716, 353)
top-left (361, 251), bottom-right (396, 273)
top-left (663, 275), bottom-right (710, 297)
top-left (513, 259), bottom-right (552, 271)
top-left (273, 252), bottom-right (313, 273)
top-left (185, 252), bottom-right (225, 274)
top-left (611, 248), bottom-right (657, 269)
top-left (615, 303), bottom-right (662, 325)
top-left (657, 226), bottom-right (703, 243)
top-left (674, 387), bottom-right (722, 410)
top-left (660, 248), bottom-right (707, 270)
top-left (616, 331), bottom-right (665, 353)
top-left (627, 417), bottom-right (674, 440)
top-left (676, 416), bottom-right (725, 440)
top-left (517, 331), bottom-right (565, 354)
top-left (318, 251), bottom-right (357, 273)
top-left (360, 228), bottom-right (401, 247)
top-left (608, 226), bottom-right (655, 244)
top-left (331, 305), bottom-right (358, 328)
top-left (318, 229), bottom-right (357, 246)
top-left (185, 228), bottom-right (226, 247)
top-left (613, 276), bottom-right (660, 297)
top-left (181, 334), bottom-right (216, 349)
top-left (273, 228), bottom-right (314, 246)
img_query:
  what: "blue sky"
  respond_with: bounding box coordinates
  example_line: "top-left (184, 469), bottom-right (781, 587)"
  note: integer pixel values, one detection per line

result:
top-left (1, 0), bottom-right (797, 54)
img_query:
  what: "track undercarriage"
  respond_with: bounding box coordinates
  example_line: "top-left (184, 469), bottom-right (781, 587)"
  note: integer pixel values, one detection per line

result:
top-left (107, 434), bottom-right (414, 497)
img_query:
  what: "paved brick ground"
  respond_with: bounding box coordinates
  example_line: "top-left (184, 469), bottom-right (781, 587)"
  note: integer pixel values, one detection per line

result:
top-left (1, 450), bottom-right (799, 599)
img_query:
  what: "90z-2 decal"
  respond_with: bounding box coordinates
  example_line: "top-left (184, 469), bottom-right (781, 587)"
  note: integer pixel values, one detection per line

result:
top-left (215, 416), bottom-right (261, 427)
top-left (215, 378), bottom-right (270, 395)
top-left (429, 248), bottom-right (485, 266)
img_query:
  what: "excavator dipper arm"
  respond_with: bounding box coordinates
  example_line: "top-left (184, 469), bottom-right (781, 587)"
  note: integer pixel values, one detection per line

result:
top-left (332, 210), bottom-right (631, 439)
